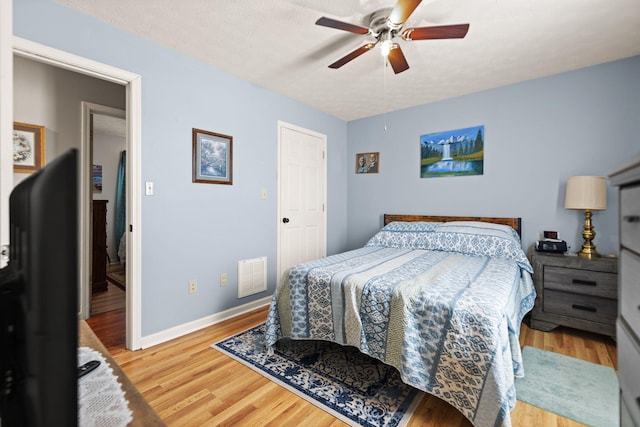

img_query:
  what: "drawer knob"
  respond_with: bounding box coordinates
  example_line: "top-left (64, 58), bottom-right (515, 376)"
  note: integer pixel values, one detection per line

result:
top-left (623, 215), bottom-right (640, 223)
top-left (572, 304), bottom-right (596, 313)
top-left (572, 279), bottom-right (597, 287)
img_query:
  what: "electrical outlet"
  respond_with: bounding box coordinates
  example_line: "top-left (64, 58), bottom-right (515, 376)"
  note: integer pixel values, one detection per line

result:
top-left (220, 273), bottom-right (228, 287)
top-left (189, 279), bottom-right (197, 294)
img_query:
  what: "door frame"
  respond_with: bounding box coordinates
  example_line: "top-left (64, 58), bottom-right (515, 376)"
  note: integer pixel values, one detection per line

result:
top-left (0, 0), bottom-right (13, 267)
top-left (12, 37), bottom-right (143, 350)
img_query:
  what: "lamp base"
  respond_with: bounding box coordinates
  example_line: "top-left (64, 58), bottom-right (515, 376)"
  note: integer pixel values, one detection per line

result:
top-left (578, 209), bottom-right (600, 259)
top-left (578, 245), bottom-right (600, 259)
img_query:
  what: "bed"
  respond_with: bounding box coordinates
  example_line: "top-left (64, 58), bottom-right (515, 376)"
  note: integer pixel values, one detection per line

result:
top-left (265, 215), bottom-right (536, 427)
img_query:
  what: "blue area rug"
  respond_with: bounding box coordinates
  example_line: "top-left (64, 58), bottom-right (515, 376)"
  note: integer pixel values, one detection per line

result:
top-left (212, 323), bottom-right (422, 427)
top-left (516, 346), bottom-right (618, 427)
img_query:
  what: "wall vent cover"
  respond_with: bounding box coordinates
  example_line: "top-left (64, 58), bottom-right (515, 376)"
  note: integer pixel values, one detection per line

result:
top-left (237, 256), bottom-right (267, 298)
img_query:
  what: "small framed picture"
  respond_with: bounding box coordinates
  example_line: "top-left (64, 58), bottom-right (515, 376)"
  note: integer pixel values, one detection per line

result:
top-left (192, 128), bottom-right (233, 185)
top-left (13, 122), bottom-right (45, 173)
top-left (355, 152), bottom-right (379, 174)
top-left (92, 164), bottom-right (103, 193)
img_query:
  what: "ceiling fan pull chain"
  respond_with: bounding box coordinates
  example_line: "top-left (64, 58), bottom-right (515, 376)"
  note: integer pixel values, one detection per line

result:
top-left (383, 57), bottom-right (388, 131)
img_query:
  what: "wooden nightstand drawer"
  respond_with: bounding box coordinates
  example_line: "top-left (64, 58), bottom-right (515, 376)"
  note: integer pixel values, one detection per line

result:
top-left (621, 184), bottom-right (640, 254)
top-left (543, 265), bottom-right (617, 299)
top-left (543, 289), bottom-right (617, 325)
top-left (621, 250), bottom-right (640, 339)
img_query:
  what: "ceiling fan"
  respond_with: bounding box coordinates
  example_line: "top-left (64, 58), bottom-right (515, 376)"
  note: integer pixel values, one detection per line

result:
top-left (315, 0), bottom-right (469, 74)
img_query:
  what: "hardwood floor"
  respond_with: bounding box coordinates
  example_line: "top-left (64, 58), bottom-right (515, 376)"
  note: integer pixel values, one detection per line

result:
top-left (86, 307), bottom-right (617, 427)
top-left (91, 284), bottom-right (126, 316)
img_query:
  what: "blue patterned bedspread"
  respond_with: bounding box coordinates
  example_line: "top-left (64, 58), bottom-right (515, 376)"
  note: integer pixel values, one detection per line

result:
top-left (265, 222), bottom-right (536, 427)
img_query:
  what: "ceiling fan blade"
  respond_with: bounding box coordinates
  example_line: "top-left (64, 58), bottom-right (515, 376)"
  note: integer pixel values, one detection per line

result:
top-left (388, 0), bottom-right (422, 26)
top-left (387, 45), bottom-right (410, 74)
top-left (315, 16), bottom-right (370, 35)
top-left (402, 23), bottom-right (470, 40)
top-left (328, 43), bottom-right (376, 69)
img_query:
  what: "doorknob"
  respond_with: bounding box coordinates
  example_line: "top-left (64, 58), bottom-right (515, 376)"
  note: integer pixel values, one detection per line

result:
top-left (282, 217), bottom-right (290, 223)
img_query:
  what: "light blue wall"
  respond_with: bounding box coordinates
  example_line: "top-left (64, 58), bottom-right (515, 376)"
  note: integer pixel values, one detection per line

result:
top-left (347, 55), bottom-right (640, 256)
top-left (13, 1), bottom-right (640, 338)
top-left (14, 0), bottom-right (348, 335)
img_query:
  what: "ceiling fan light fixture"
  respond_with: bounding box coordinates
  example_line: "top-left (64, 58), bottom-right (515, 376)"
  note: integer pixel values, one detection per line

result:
top-left (380, 39), bottom-right (393, 57)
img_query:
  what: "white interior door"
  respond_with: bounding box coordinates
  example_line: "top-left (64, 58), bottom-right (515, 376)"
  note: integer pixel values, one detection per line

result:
top-left (277, 121), bottom-right (327, 282)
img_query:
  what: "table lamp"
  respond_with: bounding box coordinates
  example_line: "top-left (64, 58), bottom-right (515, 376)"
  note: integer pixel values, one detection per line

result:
top-left (564, 176), bottom-right (607, 259)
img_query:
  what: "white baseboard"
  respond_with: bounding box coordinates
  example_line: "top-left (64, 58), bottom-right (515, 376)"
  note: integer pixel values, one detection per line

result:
top-left (139, 296), bottom-right (272, 349)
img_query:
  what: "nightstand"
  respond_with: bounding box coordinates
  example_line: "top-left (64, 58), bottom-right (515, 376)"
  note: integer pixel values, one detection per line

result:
top-left (528, 246), bottom-right (618, 337)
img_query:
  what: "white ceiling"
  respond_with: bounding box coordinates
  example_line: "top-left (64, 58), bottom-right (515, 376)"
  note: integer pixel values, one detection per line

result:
top-left (93, 114), bottom-right (126, 139)
top-left (57, 0), bottom-right (640, 121)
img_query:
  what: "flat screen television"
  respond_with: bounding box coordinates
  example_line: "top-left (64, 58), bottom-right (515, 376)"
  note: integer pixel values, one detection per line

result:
top-left (0, 149), bottom-right (78, 426)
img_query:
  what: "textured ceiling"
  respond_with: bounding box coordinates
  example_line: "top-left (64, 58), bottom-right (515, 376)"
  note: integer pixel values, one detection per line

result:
top-left (57, 0), bottom-right (640, 121)
top-left (93, 114), bottom-right (126, 139)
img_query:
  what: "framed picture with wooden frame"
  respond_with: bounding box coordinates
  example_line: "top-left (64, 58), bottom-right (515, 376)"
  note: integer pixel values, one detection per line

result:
top-left (355, 152), bottom-right (379, 174)
top-left (13, 122), bottom-right (45, 173)
top-left (192, 128), bottom-right (233, 185)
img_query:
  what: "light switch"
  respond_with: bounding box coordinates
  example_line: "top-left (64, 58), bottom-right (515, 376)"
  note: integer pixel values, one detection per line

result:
top-left (261, 188), bottom-right (267, 199)
top-left (145, 181), bottom-right (154, 196)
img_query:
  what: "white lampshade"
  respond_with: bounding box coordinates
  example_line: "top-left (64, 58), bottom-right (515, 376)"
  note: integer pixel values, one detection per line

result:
top-left (565, 176), bottom-right (607, 210)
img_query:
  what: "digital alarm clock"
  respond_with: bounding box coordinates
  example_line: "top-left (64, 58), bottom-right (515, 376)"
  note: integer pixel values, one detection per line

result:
top-left (535, 239), bottom-right (568, 253)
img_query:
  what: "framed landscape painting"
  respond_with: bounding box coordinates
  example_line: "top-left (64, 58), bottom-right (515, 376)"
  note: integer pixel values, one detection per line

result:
top-left (192, 128), bottom-right (233, 185)
top-left (420, 125), bottom-right (484, 178)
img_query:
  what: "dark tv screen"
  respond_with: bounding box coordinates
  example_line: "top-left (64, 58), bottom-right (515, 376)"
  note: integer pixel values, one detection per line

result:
top-left (0, 149), bottom-right (78, 426)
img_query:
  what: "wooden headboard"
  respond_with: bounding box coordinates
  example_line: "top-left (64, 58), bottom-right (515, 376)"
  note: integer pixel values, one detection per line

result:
top-left (383, 214), bottom-right (522, 237)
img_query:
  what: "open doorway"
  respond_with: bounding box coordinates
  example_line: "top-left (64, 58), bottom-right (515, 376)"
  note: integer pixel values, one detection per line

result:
top-left (87, 110), bottom-right (127, 324)
top-left (12, 37), bottom-right (143, 350)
